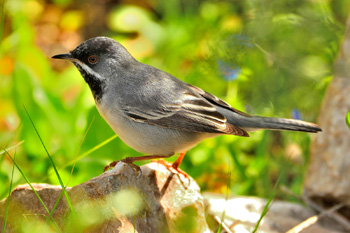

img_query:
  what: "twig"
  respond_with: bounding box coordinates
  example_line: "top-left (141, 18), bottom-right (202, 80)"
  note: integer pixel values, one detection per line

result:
top-left (214, 215), bottom-right (233, 233)
top-left (281, 186), bottom-right (350, 231)
top-left (303, 194), bottom-right (350, 231)
top-left (286, 203), bottom-right (344, 233)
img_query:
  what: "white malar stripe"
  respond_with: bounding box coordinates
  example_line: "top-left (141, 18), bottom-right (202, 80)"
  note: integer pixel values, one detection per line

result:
top-left (73, 60), bottom-right (105, 81)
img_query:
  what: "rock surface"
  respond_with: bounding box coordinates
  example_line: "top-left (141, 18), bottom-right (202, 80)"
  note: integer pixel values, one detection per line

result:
top-left (304, 16), bottom-right (350, 218)
top-left (1, 161), bottom-right (347, 233)
top-left (203, 193), bottom-right (340, 233)
top-left (0, 162), bottom-right (210, 233)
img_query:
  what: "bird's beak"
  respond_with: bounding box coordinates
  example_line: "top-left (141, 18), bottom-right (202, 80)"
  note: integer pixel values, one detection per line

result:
top-left (52, 53), bottom-right (76, 61)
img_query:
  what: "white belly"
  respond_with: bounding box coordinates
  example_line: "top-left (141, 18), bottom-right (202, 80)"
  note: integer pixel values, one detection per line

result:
top-left (96, 103), bottom-right (212, 156)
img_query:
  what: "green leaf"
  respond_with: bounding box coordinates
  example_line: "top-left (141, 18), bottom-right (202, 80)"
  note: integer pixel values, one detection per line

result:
top-left (346, 112), bottom-right (350, 130)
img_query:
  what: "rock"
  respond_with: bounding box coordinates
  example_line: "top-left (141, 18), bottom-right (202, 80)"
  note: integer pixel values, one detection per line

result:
top-left (0, 162), bottom-right (211, 233)
top-left (203, 193), bottom-right (337, 233)
top-left (303, 16), bottom-right (350, 218)
top-left (304, 76), bottom-right (350, 203)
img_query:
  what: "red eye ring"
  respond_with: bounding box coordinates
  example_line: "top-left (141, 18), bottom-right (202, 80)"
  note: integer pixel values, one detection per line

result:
top-left (88, 55), bottom-right (98, 64)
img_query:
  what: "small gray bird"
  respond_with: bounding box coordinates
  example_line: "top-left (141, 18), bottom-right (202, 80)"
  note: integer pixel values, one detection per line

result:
top-left (52, 37), bottom-right (321, 171)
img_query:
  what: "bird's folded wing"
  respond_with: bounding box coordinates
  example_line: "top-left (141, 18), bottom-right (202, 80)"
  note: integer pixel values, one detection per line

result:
top-left (122, 89), bottom-right (248, 137)
top-left (186, 84), bottom-right (251, 117)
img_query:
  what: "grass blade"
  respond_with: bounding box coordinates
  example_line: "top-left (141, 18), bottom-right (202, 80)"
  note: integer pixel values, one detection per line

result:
top-left (48, 116), bottom-right (95, 225)
top-left (0, 140), bottom-right (25, 156)
top-left (1, 146), bottom-right (61, 232)
top-left (67, 116), bottom-right (95, 185)
top-left (23, 105), bottom-right (79, 230)
top-left (252, 173), bottom-right (282, 233)
top-left (2, 151), bottom-right (16, 233)
top-left (217, 171), bottom-right (232, 233)
top-left (228, 146), bottom-right (246, 179)
top-left (59, 134), bottom-right (118, 171)
top-left (47, 190), bottom-right (65, 226)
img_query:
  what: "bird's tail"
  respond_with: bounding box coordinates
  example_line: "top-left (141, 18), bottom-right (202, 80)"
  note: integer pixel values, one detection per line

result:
top-left (239, 116), bottom-right (322, 133)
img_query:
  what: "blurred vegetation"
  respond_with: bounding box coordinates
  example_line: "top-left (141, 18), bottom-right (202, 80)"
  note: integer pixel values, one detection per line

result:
top-left (0, 0), bottom-right (349, 201)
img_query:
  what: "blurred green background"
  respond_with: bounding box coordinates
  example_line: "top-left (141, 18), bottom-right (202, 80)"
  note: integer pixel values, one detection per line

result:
top-left (0, 0), bottom-right (348, 200)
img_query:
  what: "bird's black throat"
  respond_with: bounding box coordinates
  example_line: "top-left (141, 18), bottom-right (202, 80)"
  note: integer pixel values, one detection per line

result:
top-left (73, 62), bottom-right (105, 102)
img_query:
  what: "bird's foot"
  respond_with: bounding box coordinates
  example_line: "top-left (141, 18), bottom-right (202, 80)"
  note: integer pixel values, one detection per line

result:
top-left (156, 159), bottom-right (190, 185)
top-left (104, 161), bottom-right (119, 171)
top-left (104, 159), bottom-right (142, 177)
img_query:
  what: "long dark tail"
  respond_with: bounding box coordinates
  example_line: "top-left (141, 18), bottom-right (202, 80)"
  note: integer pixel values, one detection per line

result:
top-left (237, 116), bottom-right (322, 133)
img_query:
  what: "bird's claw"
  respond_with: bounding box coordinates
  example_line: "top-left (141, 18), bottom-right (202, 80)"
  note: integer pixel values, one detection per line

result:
top-left (125, 161), bottom-right (142, 178)
top-left (156, 159), bottom-right (191, 185)
top-left (104, 161), bottom-right (119, 172)
top-left (104, 160), bottom-right (142, 177)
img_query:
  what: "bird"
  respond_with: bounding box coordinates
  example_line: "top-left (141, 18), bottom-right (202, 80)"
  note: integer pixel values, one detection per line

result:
top-left (52, 36), bottom-right (322, 173)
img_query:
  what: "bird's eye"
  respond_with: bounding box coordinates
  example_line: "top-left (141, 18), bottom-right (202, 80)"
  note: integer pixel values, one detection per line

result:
top-left (88, 55), bottom-right (98, 64)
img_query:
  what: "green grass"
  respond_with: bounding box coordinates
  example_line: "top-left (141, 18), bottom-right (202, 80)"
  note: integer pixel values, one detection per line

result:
top-left (65, 116), bottom-right (95, 185)
top-left (0, 141), bottom-right (24, 156)
top-left (216, 170), bottom-right (232, 233)
top-left (252, 173), bottom-right (282, 233)
top-left (1, 0), bottom-right (341, 199)
top-left (23, 105), bottom-right (80, 232)
top-left (1, 146), bottom-right (61, 232)
top-left (2, 150), bottom-right (15, 233)
top-left (1, 0), bottom-right (347, 230)
top-left (58, 135), bottom-right (118, 172)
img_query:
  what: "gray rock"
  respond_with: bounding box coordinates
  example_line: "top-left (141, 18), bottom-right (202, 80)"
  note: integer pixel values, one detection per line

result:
top-left (0, 162), bottom-right (211, 233)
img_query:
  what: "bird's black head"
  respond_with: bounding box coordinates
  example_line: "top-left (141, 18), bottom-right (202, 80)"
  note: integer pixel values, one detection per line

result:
top-left (52, 37), bottom-right (135, 101)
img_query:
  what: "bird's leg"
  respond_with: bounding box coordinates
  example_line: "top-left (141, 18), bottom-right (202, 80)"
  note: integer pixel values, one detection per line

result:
top-left (172, 152), bottom-right (186, 170)
top-left (156, 152), bottom-right (190, 184)
top-left (172, 152), bottom-right (190, 181)
top-left (103, 154), bottom-right (173, 173)
top-left (104, 153), bottom-right (190, 183)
